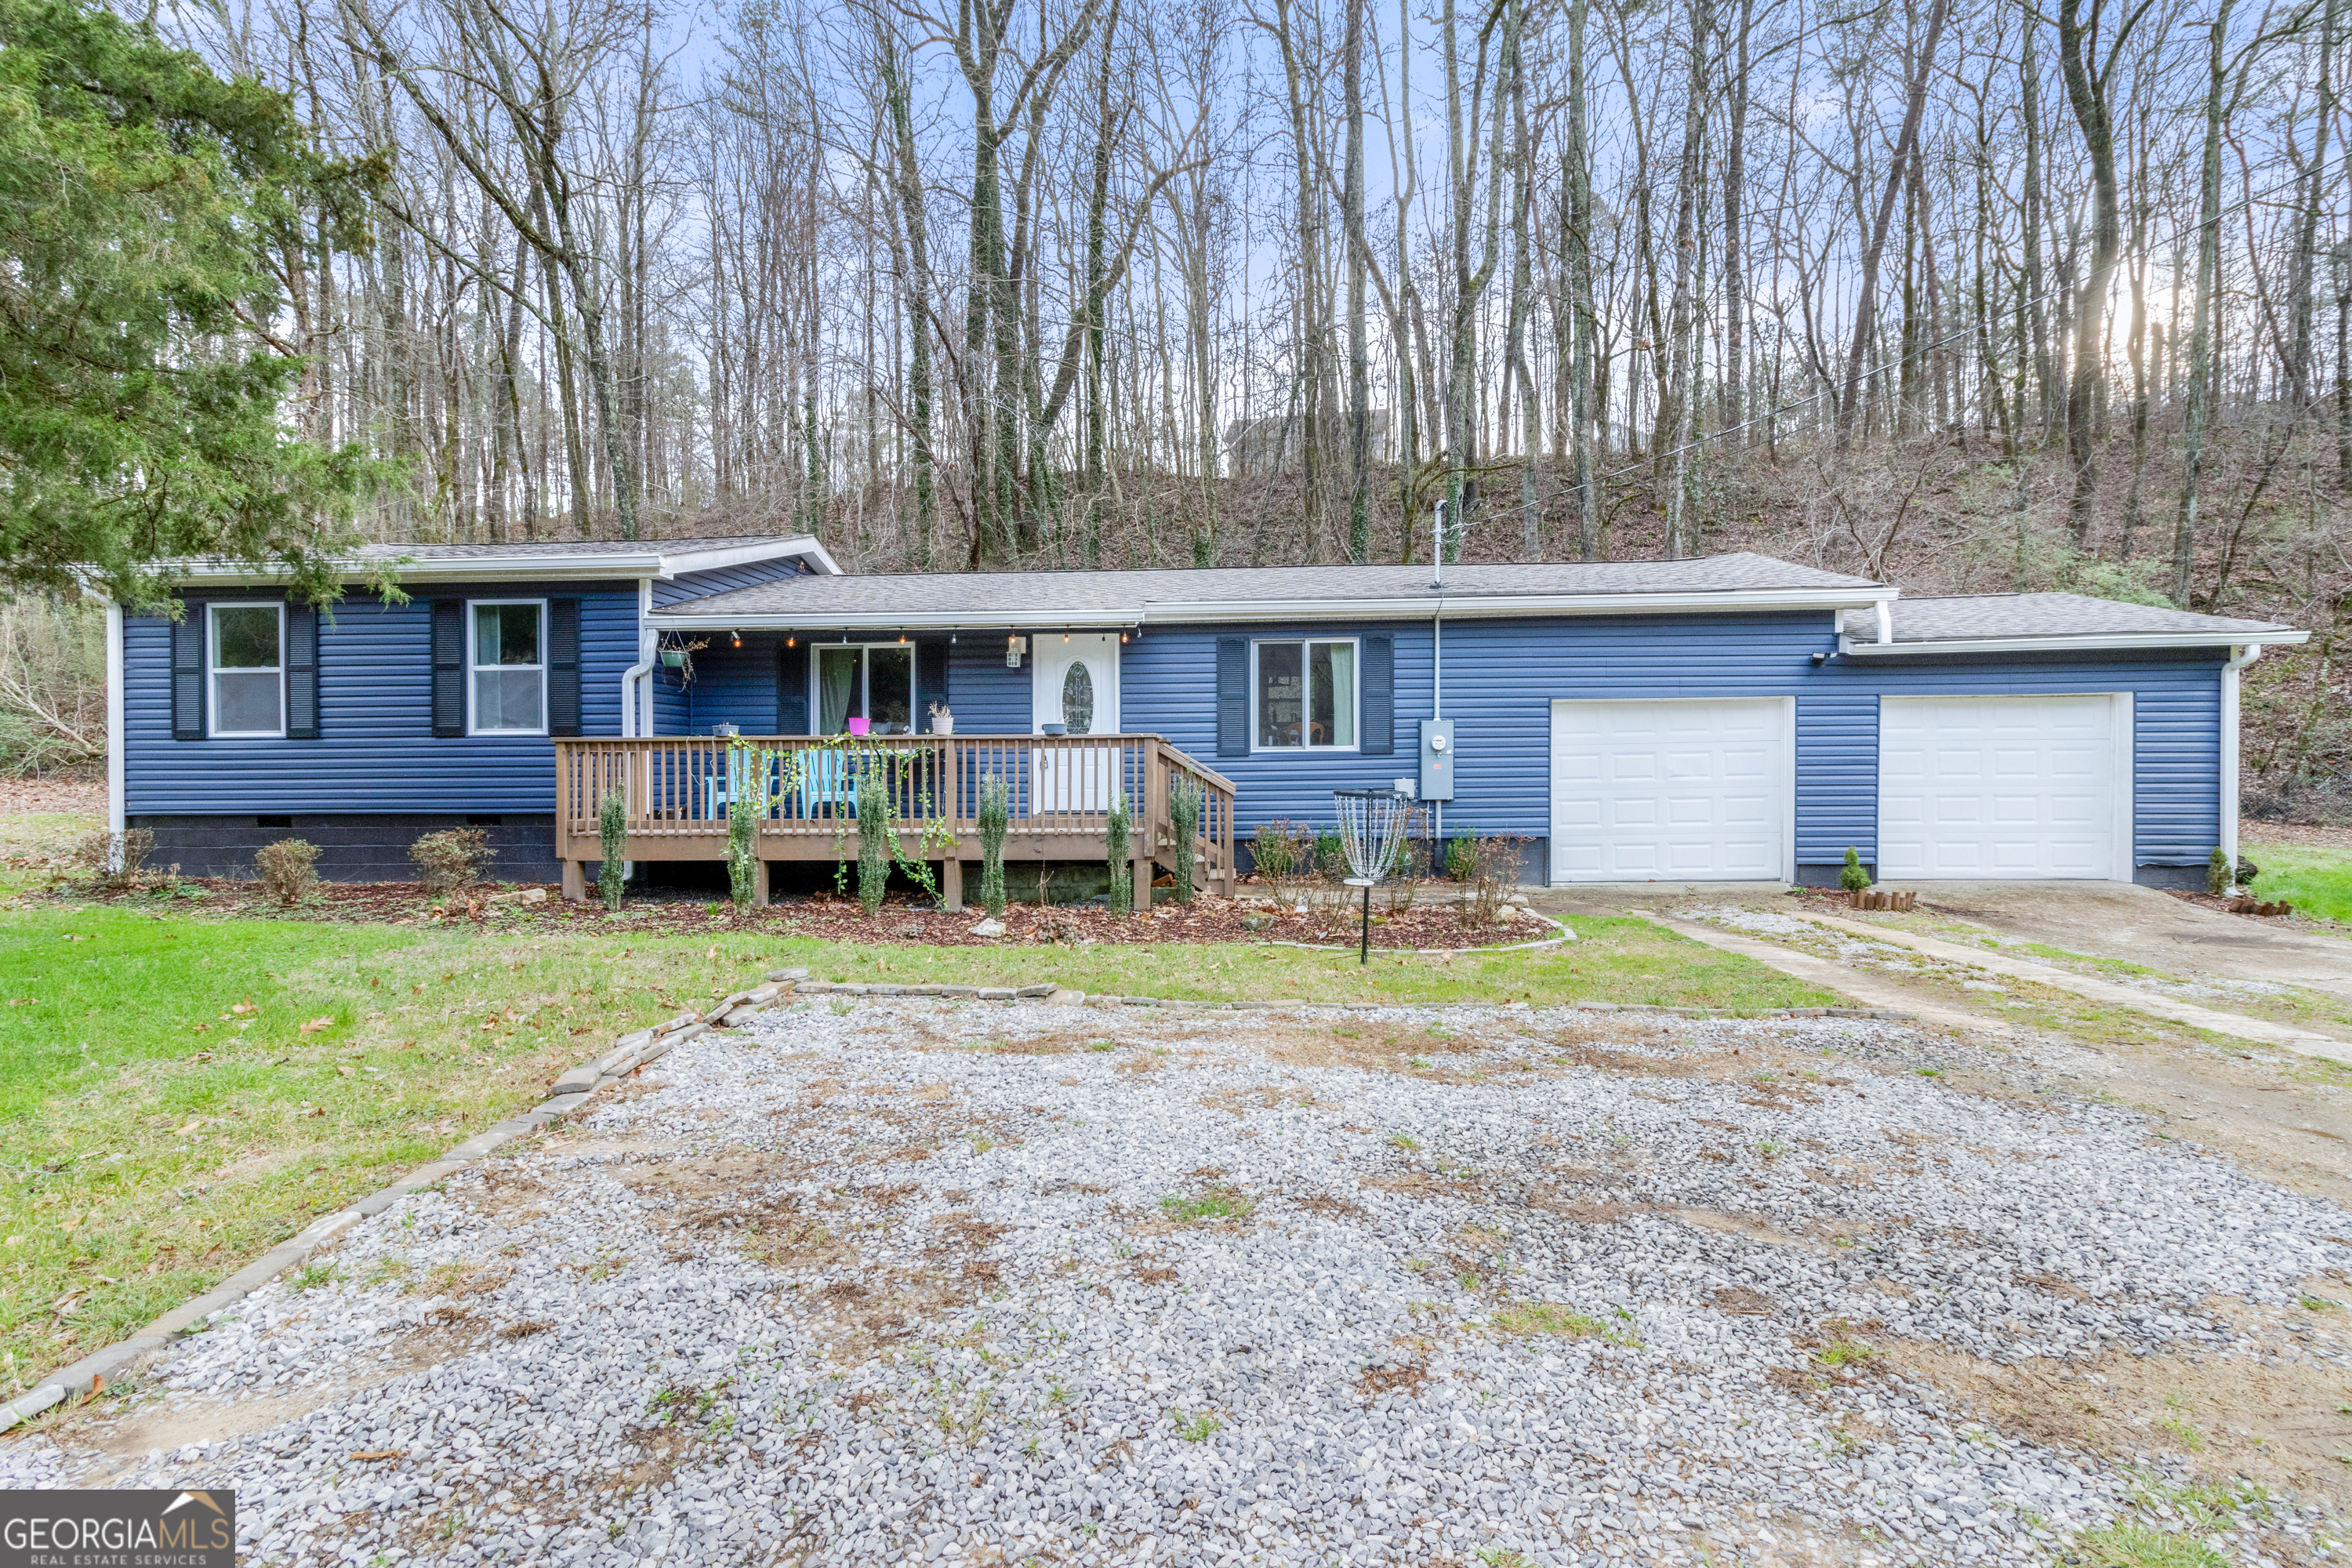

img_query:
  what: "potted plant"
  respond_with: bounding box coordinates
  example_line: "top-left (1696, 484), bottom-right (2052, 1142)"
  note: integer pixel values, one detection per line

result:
top-left (848, 716), bottom-right (872, 736)
top-left (929, 702), bottom-right (954, 735)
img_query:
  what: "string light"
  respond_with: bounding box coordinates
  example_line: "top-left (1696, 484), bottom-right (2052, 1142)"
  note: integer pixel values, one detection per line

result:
top-left (730, 629), bottom-right (741, 648)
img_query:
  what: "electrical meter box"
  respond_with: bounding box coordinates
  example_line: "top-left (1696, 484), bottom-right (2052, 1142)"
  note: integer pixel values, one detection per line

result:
top-left (1417, 719), bottom-right (1456, 801)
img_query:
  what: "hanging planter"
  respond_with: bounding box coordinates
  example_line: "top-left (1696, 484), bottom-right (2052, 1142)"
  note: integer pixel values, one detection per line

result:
top-left (660, 649), bottom-right (688, 670)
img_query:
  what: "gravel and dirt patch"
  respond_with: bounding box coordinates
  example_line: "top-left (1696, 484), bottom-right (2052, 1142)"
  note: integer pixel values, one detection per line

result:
top-left (8, 999), bottom-right (2350, 1567)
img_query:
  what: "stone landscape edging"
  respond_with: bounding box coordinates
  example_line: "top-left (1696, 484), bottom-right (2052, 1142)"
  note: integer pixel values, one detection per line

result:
top-left (0, 964), bottom-right (1910, 1432)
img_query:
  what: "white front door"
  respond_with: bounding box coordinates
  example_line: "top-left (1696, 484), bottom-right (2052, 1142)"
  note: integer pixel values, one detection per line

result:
top-left (1032, 633), bottom-right (1121, 812)
top-left (1033, 633), bottom-right (1120, 735)
top-left (1549, 698), bottom-right (1791, 882)
top-left (1878, 694), bottom-right (2129, 879)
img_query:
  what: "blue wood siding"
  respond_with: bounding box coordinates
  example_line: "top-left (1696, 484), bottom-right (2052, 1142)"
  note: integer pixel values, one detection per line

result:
top-left (1813, 646), bottom-right (2223, 868)
top-left (1123, 615), bottom-right (2223, 870)
top-left (125, 579), bottom-right (637, 814)
top-left (1121, 621), bottom-right (1437, 837)
top-left (1797, 694), bottom-right (1879, 864)
top-left (127, 586), bottom-right (2227, 873)
top-left (650, 555), bottom-right (811, 607)
top-left (949, 640), bottom-right (1032, 733)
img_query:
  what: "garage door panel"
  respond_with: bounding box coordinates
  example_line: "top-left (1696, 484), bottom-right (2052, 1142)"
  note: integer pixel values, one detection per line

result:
top-left (1552, 699), bottom-right (1787, 883)
top-left (1880, 695), bottom-right (2121, 880)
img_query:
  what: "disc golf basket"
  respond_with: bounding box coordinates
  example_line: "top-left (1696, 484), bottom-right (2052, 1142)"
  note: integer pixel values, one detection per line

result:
top-left (1333, 787), bottom-right (1413, 964)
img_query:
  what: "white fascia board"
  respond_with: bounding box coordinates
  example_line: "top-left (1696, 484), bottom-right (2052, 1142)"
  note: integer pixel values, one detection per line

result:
top-left (1837, 628), bottom-right (2310, 656)
top-left (648, 585), bottom-right (1895, 632)
top-left (171, 555), bottom-right (671, 584)
top-left (162, 536), bottom-right (834, 586)
top-left (651, 606), bottom-right (1143, 632)
top-left (1143, 586), bottom-right (1895, 622)
top-left (652, 536), bottom-right (840, 578)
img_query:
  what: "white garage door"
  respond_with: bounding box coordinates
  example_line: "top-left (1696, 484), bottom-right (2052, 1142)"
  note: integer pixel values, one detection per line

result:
top-left (1549, 699), bottom-right (1789, 882)
top-left (1878, 695), bottom-right (2129, 880)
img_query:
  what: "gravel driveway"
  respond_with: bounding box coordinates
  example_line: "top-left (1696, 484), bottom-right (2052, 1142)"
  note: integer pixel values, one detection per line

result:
top-left (10, 998), bottom-right (2350, 1567)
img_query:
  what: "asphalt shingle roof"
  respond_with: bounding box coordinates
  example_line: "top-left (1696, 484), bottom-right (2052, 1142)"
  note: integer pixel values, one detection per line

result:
top-left (1841, 593), bottom-right (2294, 644)
top-left (655, 552), bottom-right (1882, 619)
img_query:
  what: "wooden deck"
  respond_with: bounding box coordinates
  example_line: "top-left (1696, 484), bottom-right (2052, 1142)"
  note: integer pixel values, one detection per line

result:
top-left (551, 734), bottom-right (1236, 909)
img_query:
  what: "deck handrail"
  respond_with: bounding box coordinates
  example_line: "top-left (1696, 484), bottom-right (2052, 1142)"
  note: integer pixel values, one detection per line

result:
top-left (551, 732), bottom-right (1236, 902)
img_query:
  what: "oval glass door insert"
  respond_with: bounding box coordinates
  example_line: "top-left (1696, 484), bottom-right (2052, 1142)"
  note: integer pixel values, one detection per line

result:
top-left (1062, 661), bottom-right (1095, 734)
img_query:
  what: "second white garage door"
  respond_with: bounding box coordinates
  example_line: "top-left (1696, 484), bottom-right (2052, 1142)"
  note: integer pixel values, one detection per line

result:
top-left (1878, 694), bottom-right (2130, 880)
top-left (1549, 698), bottom-right (1790, 882)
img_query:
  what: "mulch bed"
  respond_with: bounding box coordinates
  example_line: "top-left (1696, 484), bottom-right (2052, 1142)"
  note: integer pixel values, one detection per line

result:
top-left (33, 876), bottom-right (1549, 950)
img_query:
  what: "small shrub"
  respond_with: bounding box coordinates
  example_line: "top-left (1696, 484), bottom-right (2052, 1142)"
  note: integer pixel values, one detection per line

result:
top-left (1839, 846), bottom-right (1871, 892)
top-left (727, 747), bottom-right (764, 913)
top-left (1251, 818), bottom-right (1312, 882)
top-left (855, 766), bottom-right (891, 915)
top-left (2208, 845), bottom-right (2232, 895)
top-left (1459, 835), bottom-right (1528, 926)
top-left (2234, 855), bottom-right (2259, 887)
top-left (412, 828), bottom-right (494, 895)
top-left (70, 827), bottom-right (158, 891)
top-left (1445, 828), bottom-right (1477, 881)
top-left (254, 838), bottom-right (321, 906)
top-left (597, 789), bottom-right (627, 911)
top-left (1167, 779), bottom-right (1203, 902)
top-left (977, 774), bottom-right (1009, 916)
top-left (1105, 790), bottom-right (1133, 914)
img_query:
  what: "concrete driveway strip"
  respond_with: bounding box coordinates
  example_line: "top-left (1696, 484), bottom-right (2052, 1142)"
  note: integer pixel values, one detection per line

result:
top-left (1642, 913), bottom-right (1994, 1034)
top-left (1797, 909), bottom-right (2352, 1066)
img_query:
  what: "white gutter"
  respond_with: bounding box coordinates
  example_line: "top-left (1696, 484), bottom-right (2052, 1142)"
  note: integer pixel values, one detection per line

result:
top-left (1838, 629), bottom-right (2309, 656)
top-left (650, 585), bottom-right (1899, 633)
top-left (2221, 643), bottom-right (2261, 866)
top-left (104, 600), bottom-right (125, 858)
top-left (621, 579), bottom-right (656, 738)
top-left (162, 535), bottom-right (839, 586)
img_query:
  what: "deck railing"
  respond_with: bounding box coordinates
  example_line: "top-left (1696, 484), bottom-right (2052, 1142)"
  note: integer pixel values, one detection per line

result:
top-left (551, 733), bottom-right (1236, 906)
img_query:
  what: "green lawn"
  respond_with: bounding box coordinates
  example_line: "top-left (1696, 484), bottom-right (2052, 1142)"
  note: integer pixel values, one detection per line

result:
top-left (2241, 838), bottom-right (2352, 924)
top-left (0, 895), bottom-right (1831, 1388)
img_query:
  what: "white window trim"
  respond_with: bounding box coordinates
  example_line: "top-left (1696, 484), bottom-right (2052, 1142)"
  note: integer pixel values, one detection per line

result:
top-left (207, 601), bottom-right (286, 739)
top-left (1250, 637), bottom-right (1363, 753)
top-left (466, 598), bottom-right (550, 736)
top-left (809, 641), bottom-right (920, 735)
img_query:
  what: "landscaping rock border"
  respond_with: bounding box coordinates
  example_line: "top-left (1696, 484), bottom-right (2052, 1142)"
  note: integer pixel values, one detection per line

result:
top-left (0, 964), bottom-right (1908, 1432)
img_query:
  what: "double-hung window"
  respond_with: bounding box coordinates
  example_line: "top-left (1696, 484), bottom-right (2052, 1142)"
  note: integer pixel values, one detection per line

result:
top-left (815, 644), bottom-right (916, 735)
top-left (209, 604), bottom-right (285, 737)
top-left (470, 601), bottom-right (546, 734)
top-left (1254, 638), bottom-right (1357, 750)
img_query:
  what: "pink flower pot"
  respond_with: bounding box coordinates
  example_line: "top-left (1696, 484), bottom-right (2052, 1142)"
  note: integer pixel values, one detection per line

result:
top-left (847, 717), bottom-right (871, 736)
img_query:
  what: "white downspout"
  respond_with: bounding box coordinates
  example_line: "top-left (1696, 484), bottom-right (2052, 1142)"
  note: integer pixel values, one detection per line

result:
top-left (621, 579), bottom-right (655, 738)
top-left (2221, 643), bottom-right (2260, 867)
top-left (1875, 599), bottom-right (1893, 644)
top-left (105, 600), bottom-right (126, 862)
top-left (616, 579), bottom-right (658, 885)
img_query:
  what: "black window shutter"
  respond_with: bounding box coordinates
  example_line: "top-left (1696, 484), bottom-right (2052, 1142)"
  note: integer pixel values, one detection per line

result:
top-left (285, 603), bottom-right (321, 739)
top-left (171, 601), bottom-right (205, 740)
top-left (916, 641), bottom-right (950, 731)
top-left (430, 599), bottom-right (466, 737)
top-left (1216, 637), bottom-right (1249, 757)
top-left (1360, 633), bottom-right (1393, 755)
top-left (775, 640), bottom-right (810, 733)
top-left (546, 597), bottom-right (582, 735)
